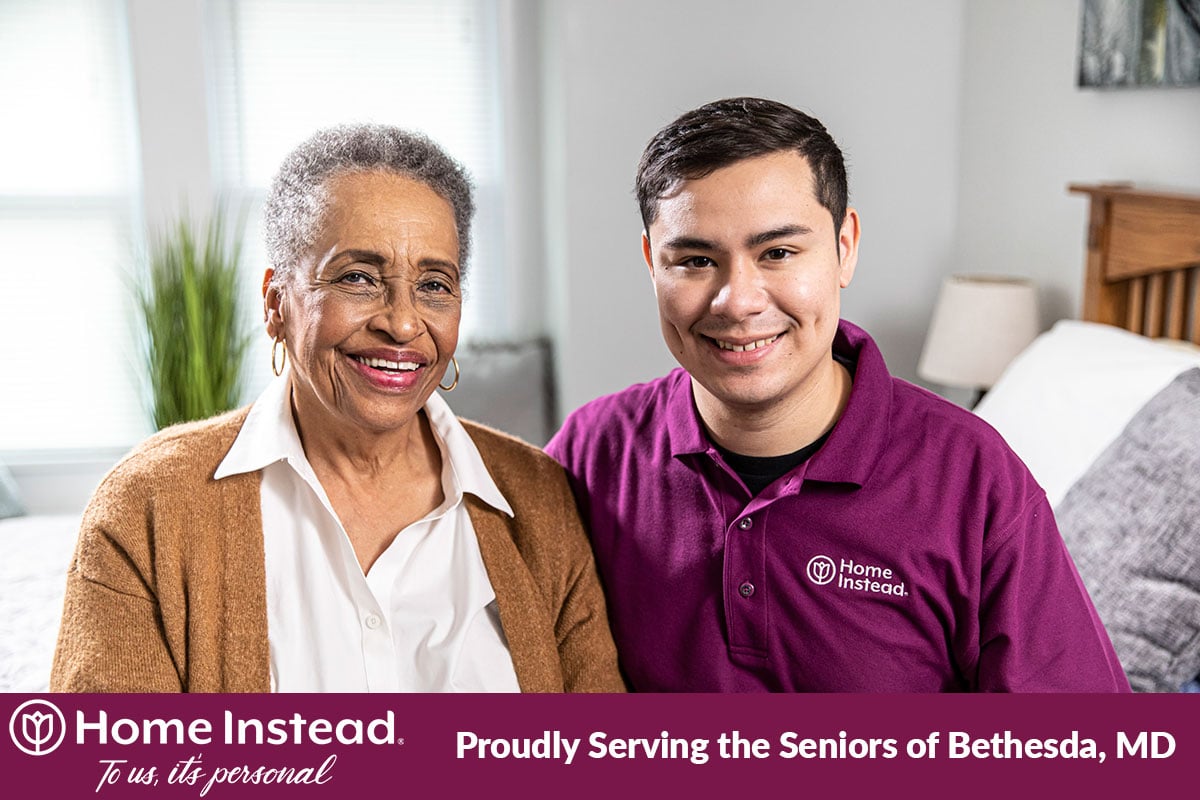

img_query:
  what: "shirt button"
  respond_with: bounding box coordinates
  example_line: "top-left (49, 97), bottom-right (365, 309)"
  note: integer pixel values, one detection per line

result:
top-left (364, 614), bottom-right (382, 630)
top-left (738, 517), bottom-right (753, 530)
top-left (738, 581), bottom-right (755, 598)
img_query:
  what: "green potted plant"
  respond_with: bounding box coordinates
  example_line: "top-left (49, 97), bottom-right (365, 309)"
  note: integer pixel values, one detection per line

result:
top-left (136, 205), bottom-right (251, 430)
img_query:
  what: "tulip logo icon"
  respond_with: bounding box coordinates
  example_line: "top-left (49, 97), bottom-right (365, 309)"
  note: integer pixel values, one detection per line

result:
top-left (8, 699), bottom-right (66, 756)
top-left (806, 555), bottom-right (836, 586)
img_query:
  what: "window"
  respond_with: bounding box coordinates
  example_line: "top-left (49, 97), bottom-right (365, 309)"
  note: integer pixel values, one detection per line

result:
top-left (0, 0), bottom-right (523, 461)
top-left (0, 0), bottom-right (144, 452)
top-left (207, 0), bottom-right (510, 399)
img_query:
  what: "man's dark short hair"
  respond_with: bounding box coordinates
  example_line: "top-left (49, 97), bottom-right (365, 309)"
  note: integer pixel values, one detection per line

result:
top-left (636, 97), bottom-right (848, 234)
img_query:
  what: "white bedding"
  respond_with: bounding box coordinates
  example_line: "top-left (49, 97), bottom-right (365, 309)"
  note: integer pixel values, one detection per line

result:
top-left (974, 320), bottom-right (1200, 507)
top-left (0, 514), bottom-right (79, 692)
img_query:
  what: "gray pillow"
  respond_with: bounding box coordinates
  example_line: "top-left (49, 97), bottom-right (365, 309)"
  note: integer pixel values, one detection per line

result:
top-left (0, 459), bottom-right (24, 520)
top-left (1056, 367), bottom-right (1200, 692)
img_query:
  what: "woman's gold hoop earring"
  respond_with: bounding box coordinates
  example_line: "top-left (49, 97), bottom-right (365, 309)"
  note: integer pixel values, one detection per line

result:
top-left (438, 356), bottom-right (460, 392)
top-left (271, 338), bottom-right (288, 377)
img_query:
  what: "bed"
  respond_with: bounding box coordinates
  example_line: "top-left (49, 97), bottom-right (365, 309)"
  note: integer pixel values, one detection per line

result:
top-left (0, 510), bottom-right (78, 692)
top-left (975, 183), bottom-right (1200, 692)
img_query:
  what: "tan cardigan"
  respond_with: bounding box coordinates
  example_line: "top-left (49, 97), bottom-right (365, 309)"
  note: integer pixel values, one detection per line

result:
top-left (51, 408), bottom-right (624, 693)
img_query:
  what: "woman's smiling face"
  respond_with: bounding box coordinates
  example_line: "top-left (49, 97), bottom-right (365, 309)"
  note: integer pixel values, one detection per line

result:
top-left (266, 170), bottom-right (462, 437)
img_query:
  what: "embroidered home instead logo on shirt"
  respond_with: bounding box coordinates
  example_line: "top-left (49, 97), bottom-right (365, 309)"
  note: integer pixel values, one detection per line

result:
top-left (806, 555), bottom-right (908, 597)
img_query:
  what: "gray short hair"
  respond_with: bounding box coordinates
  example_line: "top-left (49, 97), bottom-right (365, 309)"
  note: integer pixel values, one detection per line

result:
top-left (263, 124), bottom-right (475, 285)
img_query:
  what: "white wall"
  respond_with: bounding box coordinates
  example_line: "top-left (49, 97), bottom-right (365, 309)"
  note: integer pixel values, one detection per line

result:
top-left (541, 0), bottom-right (968, 418)
top-left (126, 0), bottom-right (214, 227)
top-left (955, 0), bottom-right (1200, 327)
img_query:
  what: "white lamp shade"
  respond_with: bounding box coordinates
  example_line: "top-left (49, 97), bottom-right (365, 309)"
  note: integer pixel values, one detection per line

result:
top-left (918, 275), bottom-right (1039, 389)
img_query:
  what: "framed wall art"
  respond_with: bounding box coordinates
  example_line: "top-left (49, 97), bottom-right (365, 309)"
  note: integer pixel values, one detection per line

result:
top-left (1079, 0), bottom-right (1200, 87)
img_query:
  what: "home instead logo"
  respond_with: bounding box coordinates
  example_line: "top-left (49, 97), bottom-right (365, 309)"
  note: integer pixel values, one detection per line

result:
top-left (805, 555), bottom-right (908, 597)
top-left (806, 555), bottom-right (836, 585)
top-left (9, 699), bottom-right (67, 756)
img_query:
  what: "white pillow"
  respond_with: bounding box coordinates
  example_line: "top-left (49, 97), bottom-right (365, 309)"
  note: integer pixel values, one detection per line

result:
top-left (974, 320), bottom-right (1200, 508)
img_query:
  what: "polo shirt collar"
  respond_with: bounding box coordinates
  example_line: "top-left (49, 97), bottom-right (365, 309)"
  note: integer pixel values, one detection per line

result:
top-left (804, 320), bottom-right (893, 487)
top-left (665, 368), bottom-right (711, 458)
top-left (214, 371), bottom-right (513, 517)
top-left (663, 319), bottom-right (893, 488)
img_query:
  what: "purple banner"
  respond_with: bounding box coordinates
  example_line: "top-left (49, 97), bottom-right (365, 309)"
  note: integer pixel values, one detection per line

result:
top-left (2, 693), bottom-right (1194, 797)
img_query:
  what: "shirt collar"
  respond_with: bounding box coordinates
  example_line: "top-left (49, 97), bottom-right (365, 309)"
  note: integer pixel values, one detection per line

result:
top-left (664, 319), bottom-right (893, 488)
top-left (665, 368), bottom-right (710, 458)
top-left (213, 372), bottom-right (305, 479)
top-left (424, 390), bottom-right (513, 517)
top-left (214, 374), bottom-right (513, 517)
top-left (803, 319), bottom-right (893, 487)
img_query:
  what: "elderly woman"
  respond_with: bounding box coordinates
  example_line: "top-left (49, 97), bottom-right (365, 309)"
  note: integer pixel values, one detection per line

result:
top-left (51, 125), bottom-right (623, 692)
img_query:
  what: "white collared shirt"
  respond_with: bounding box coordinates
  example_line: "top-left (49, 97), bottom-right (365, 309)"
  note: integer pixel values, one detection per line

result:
top-left (214, 373), bottom-right (520, 692)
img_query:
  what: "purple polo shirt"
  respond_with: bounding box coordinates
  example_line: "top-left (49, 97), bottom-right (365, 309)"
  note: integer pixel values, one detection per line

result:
top-left (547, 321), bottom-right (1129, 692)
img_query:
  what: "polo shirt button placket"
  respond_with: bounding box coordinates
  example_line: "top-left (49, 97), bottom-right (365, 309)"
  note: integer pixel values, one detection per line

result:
top-left (724, 510), bottom-right (766, 656)
top-left (733, 519), bottom-right (757, 601)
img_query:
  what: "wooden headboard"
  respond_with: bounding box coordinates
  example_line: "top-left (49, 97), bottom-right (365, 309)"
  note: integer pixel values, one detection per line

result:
top-left (1069, 183), bottom-right (1200, 344)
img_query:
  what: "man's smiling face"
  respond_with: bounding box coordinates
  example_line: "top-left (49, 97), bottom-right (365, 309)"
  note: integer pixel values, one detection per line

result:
top-left (643, 150), bottom-right (859, 417)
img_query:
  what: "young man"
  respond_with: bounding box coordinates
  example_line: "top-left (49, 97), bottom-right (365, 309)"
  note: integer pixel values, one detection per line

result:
top-left (546, 97), bottom-right (1129, 692)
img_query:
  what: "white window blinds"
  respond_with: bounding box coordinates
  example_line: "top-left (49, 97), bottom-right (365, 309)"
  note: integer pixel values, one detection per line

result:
top-left (207, 0), bottom-right (508, 395)
top-left (0, 0), bottom-right (144, 452)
